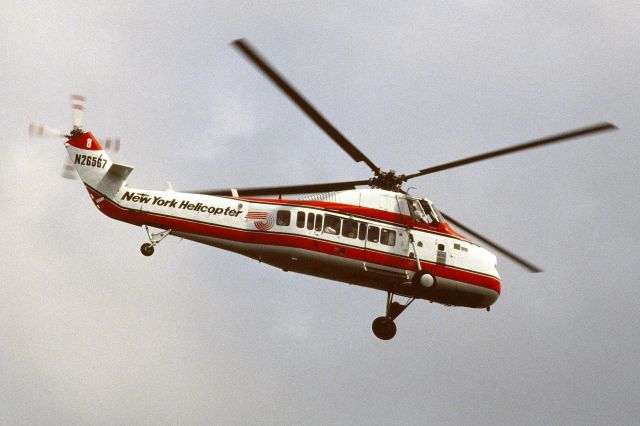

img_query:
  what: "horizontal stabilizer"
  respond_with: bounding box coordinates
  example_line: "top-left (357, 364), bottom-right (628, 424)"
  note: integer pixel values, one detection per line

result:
top-left (96, 162), bottom-right (134, 197)
top-left (107, 163), bottom-right (133, 181)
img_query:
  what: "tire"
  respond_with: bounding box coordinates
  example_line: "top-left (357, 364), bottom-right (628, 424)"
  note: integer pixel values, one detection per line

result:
top-left (372, 316), bottom-right (397, 340)
top-left (140, 243), bottom-right (154, 256)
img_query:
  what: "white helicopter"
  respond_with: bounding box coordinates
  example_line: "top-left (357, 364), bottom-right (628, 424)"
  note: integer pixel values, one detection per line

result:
top-left (30, 39), bottom-right (616, 340)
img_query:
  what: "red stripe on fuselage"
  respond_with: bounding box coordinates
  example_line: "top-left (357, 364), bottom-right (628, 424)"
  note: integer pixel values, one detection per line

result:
top-left (85, 186), bottom-right (500, 294)
top-left (226, 196), bottom-right (470, 242)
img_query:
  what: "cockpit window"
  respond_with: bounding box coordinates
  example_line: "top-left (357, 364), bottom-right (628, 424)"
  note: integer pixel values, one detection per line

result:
top-left (408, 199), bottom-right (430, 224)
top-left (418, 199), bottom-right (440, 224)
top-left (407, 199), bottom-right (437, 224)
top-left (429, 203), bottom-right (445, 222)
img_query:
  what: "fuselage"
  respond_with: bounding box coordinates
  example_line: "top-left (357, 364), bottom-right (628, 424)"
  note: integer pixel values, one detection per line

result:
top-left (67, 131), bottom-right (500, 309)
top-left (87, 184), bottom-right (501, 308)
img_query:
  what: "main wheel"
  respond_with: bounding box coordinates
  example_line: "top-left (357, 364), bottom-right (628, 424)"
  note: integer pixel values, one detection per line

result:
top-left (372, 316), bottom-right (397, 340)
top-left (140, 243), bottom-right (154, 256)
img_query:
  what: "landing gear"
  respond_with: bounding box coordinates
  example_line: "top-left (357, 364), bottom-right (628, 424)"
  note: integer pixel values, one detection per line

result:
top-left (140, 225), bottom-right (171, 257)
top-left (140, 243), bottom-right (154, 256)
top-left (372, 316), bottom-right (396, 340)
top-left (371, 292), bottom-right (414, 340)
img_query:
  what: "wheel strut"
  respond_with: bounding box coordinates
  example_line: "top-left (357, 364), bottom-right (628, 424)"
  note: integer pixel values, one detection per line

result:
top-left (386, 291), bottom-right (414, 320)
top-left (140, 225), bottom-right (171, 256)
top-left (372, 292), bottom-right (415, 340)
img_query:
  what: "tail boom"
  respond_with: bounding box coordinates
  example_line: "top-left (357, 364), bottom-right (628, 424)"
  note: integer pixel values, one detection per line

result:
top-left (65, 132), bottom-right (112, 187)
top-left (66, 131), bottom-right (133, 206)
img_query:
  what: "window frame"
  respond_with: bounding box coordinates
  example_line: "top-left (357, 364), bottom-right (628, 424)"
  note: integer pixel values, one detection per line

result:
top-left (367, 225), bottom-right (380, 243)
top-left (307, 212), bottom-right (315, 230)
top-left (341, 218), bottom-right (359, 239)
top-left (358, 222), bottom-right (367, 240)
top-left (323, 214), bottom-right (341, 235)
top-left (380, 228), bottom-right (396, 246)
top-left (276, 210), bottom-right (291, 227)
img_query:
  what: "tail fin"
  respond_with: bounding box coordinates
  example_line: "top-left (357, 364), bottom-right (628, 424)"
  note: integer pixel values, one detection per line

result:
top-left (65, 132), bottom-right (133, 196)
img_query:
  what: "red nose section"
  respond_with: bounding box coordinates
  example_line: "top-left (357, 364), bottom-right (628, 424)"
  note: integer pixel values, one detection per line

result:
top-left (67, 132), bottom-right (103, 151)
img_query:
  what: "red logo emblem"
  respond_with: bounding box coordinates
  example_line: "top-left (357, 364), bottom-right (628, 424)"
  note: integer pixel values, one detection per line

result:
top-left (245, 211), bottom-right (274, 231)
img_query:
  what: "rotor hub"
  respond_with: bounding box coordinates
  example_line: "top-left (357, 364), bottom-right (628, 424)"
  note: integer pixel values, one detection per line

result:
top-left (68, 127), bottom-right (84, 138)
top-left (368, 169), bottom-right (406, 192)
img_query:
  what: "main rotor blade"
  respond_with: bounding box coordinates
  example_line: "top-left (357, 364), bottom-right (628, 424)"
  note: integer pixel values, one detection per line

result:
top-left (190, 179), bottom-right (370, 197)
top-left (441, 212), bottom-right (542, 273)
top-left (232, 39), bottom-right (380, 173)
top-left (404, 122), bottom-right (617, 180)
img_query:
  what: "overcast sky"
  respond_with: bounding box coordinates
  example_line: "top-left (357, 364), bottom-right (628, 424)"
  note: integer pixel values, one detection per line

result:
top-left (1, 1), bottom-right (639, 424)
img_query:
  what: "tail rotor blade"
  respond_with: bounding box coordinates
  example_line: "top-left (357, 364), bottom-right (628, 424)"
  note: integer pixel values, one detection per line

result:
top-left (61, 157), bottom-right (78, 180)
top-left (28, 122), bottom-right (65, 138)
top-left (103, 137), bottom-right (121, 153)
top-left (71, 94), bottom-right (86, 129)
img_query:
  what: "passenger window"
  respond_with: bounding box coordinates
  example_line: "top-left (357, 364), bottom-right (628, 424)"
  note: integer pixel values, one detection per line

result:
top-left (367, 226), bottom-right (380, 243)
top-left (342, 219), bottom-right (358, 239)
top-left (324, 214), bottom-right (341, 235)
top-left (381, 229), bottom-right (396, 246)
top-left (276, 210), bottom-right (291, 226)
top-left (358, 222), bottom-right (367, 240)
top-left (314, 214), bottom-right (323, 232)
top-left (307, 212), bottom-right (315, 230)
top-left (296, 211), bottom-right (305, 228)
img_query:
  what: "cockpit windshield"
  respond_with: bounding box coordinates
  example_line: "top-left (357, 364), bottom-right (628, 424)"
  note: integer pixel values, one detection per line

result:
top-left (423, 200), bottom-right (445, 223)
top-left (418, 199), bottom-right (441, 224)
top-left (407, 198), bottom-right (437, 224)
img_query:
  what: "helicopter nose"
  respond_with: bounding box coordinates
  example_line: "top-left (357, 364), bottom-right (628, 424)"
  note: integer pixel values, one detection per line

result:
top-left (482, 249), bottom-right (501, 306)
top-left (486, 250), bottom-right (500, 276)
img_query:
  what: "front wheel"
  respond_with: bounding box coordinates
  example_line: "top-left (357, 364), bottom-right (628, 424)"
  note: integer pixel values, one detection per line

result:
top-left (372, 316), bottom-right (397, 340)
top-left (140, 243), bottom-right (154, 256)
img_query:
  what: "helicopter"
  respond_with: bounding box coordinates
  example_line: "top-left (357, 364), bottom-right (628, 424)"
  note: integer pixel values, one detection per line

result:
top-left (29, 39), bottom-right (616, 340)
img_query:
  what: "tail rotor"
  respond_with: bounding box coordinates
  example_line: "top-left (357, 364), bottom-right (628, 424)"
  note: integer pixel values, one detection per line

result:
top-left (28, 95), bottom-right (122, 180)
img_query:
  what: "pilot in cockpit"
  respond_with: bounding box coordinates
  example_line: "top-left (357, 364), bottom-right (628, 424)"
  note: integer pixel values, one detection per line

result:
top-left (411, 200), bottom-right (429, 223)
top-left (410, 199), bottom-right (439, 225)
